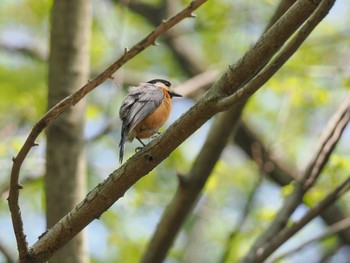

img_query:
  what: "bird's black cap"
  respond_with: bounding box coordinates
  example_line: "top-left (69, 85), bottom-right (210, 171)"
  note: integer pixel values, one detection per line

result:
top-left (147, 79), bottom-right (171, 87)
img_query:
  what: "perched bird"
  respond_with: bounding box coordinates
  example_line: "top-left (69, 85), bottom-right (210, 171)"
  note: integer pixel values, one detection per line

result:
top-left (119, 79), bottom-right (182, 163)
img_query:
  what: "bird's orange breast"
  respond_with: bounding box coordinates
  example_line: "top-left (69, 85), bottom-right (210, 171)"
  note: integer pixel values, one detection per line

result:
top-left (129, 89), bottom-right (172, 140)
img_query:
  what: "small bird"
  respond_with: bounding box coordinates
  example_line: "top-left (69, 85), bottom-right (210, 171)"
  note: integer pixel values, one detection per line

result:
top-left (119, 79), bottom-right (182, 163)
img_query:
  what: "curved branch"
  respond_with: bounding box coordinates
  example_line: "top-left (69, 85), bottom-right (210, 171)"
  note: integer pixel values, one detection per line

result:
top-left (7, 0), bottom-right (208, 261)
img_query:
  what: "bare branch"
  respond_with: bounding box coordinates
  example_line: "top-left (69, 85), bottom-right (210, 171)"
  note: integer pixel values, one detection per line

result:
top-left (7, 1), bottom-right (209, 261)
top-left (1, 175), bottom-right (41, 201)
top-left (264, 0), bottom-right (296, 32)
top-left (235, 123), bottom-right (350, 244)
top-left (255, 175), bottom-right (350, 262)
top-left (302, 96), bottom-right (350, 189)
top-left (141, 107), bottom-right (243, 263)
top-left (270, 216), bottom-right (350, 262)
top-left (216, 0), bottom-right (337, 109)
top-left (8, 0), bottom-right (332, 262)
top-left (141, 1), bottom-right (334, 262)
top-left (240, 93), bottom-right (349, 262)
top-left (127, 1), bottom-right (350, 261)
top-left (32, 0), bottom-right (320, 258)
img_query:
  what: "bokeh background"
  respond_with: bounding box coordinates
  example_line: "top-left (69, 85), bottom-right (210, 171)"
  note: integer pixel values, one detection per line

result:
top-left (1, 0), bottom-right (350, 262)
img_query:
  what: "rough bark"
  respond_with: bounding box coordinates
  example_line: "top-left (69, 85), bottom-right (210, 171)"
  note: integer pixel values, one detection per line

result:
top-left (140, 0), bottom-right (335, 262)
top-left (8, 2), bottom-right (208, 262)
top-left (45, 1), bottom-right (91, 263)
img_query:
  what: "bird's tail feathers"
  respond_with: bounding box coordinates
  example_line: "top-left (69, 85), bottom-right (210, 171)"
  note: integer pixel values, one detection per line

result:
top-left (119, 128), bottom-right (128, 163)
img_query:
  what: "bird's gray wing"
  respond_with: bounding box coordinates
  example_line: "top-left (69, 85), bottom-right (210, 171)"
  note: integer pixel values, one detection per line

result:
top-left (119, 84), bottom-right (165, 134)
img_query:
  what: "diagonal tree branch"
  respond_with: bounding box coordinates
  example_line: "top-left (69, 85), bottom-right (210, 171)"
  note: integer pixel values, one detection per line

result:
top-left (141, 106), bottom-right (244, 263)
top-left (260, 176), bottom-right (350, 262)
top-left (302, 96), bottom-right (350, 189)
top-left (240, 92), bottom-right (349, 262)
top-left (7, 1), bottom-right (208, 261)
top-left (258, 175), bottom-right (350, 262)
top-left (126, 0), bottom-right (350, 261)
top-left (26, 1), bottom-right (325, 262)
top-left (264, 0), bottom-right (297, 32)
top-left (270, 216), bottom-right (350, 262)
top-left (235, 122), bottom-right (350, 244)
top-left (215, 0), bottom-right (336, 109)
top-left (125, 1), bottom-right (350, 260)
top-left (8, 0), bottom-right (334, 262)
top-left (141, 0), bottom-right (333, 262)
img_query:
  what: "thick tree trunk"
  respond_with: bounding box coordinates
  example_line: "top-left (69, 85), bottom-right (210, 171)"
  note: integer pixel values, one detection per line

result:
top-left (46, 1), bottom-right (91, 263)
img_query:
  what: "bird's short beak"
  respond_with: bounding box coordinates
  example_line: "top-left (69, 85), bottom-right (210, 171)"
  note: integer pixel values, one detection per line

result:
top-left (169, 90), bottom-right (183, 98)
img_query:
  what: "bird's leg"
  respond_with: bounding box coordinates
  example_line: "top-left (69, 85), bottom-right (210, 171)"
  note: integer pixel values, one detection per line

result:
top-left (151, 130), bottom-right (161, 139)
top-left (135, 137), bottom-right (146, 152)
top-left (137, 137), bottom-right (146, 146)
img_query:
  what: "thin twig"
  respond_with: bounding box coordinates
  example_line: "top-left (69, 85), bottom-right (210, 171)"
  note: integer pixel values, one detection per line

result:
top-left (259, 176), bottom-right (350, 262)
top-left (7, 0), bottom-right (208, 261)
top-left (240, 92), bottom-right (349, 262)
top-left (302, 96), bottom-right (350, 189)
top-left (235, 122), bottom-right (350, 244)
top-left (270, 216), bottom-right (350, 262)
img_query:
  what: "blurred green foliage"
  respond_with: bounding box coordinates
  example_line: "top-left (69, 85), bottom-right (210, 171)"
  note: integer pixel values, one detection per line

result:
top-left (1, 0), bottom-right (350, 262)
